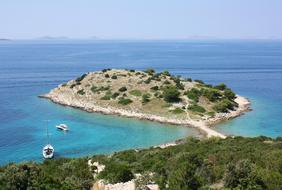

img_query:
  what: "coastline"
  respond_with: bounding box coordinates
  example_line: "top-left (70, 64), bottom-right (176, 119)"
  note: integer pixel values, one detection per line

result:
top-left (39, 93), bottom-right (251, 139)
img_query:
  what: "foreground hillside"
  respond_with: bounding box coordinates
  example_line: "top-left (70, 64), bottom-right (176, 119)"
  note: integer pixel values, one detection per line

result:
top-left (1, 137), bottom-right (281, 189)
top-left (41, 69), bottom-right (250, 138)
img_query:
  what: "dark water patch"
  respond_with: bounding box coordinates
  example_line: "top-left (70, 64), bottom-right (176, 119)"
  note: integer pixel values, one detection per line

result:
top-left (0, 125), bottom-right (36, 148)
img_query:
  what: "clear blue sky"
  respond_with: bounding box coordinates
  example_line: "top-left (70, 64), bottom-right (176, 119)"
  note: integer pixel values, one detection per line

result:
top-left (0, 0), bottom-right (282, 39)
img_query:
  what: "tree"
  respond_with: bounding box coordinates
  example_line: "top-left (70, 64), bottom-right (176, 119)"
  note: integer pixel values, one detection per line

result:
top-left (202, 88), bottom-right (222, 102)
top-left (162, 85), bottom-right (180, 102)
top-left (144, 68), bottom-right (155, 75)
top-left (213, 99), bottom-right (237, 113)
top-left (214, 83), bottom-right (227, 91)
top-left (224, 88), bottom-right (236, 100)
top-left (224, 159), bottom-right (266, 190)
top-left (142, 93), bottom-right (151, 104)
top-left (162, 70), bottom-right (170, 76)
top-left (99, 163), bottom-right (134, 183)
top-left (185, 88), bottom-right (202, 102)
top-left (119, 86), bottom-right (127, 92)
top-left (168, 162), bottom-right (203, 190)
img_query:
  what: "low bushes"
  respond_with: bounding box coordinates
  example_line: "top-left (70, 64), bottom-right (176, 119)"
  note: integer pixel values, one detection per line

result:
top-left (111, 92), bottom-right (120, 99)
top-left (75, 73), bottom-right (87, 83)
top-left (170, 108), bottom-right (185, 114)
top-left (162, 85), bottom-right (180, 103)
top-left (142, 93), bottom-right (151, 104)
top-left (118, 98), bottom-right (133, 105)
top-left (99, 163), bottom-right (134, 184)
top-left (185, 88), bottom-right (202, 102)
top-left (150, 86), bottom-right (159, 91)
top-left (111, 75), bottom-right (117, 79)
top-left (77, 89), bottom-right (85, 95)
top-left (188, 104), bottom-right (206, 113)
top-left (119, 87), bottom-right (127, 92)
top-left (91, 86), bottom-right (110, 93)
top-left (213, 99), bottom-right (237, 113)
top-left (129, 90), bottom-right (142, 97)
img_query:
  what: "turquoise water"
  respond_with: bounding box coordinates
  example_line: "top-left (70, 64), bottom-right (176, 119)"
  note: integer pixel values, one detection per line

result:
top-left (0, 40), bottom-right (281, 164)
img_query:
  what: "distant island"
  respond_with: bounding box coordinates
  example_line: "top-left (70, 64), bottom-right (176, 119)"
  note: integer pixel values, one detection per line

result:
top-left (40, 69), bottom-right (250, 138)
top-left (0, 38), bottom-right (12, 41)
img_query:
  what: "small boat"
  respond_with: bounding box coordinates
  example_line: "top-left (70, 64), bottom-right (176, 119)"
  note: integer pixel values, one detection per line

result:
top-left (42, 144), bottom-right (54, 159)
top-left (42, 120), bottom-right (54, 159)
top-left (56, 124), bottom-right (69, 131)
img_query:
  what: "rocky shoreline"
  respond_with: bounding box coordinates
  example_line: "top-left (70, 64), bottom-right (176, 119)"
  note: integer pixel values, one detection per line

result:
top-left (39, 93), bottom-right (250, 139)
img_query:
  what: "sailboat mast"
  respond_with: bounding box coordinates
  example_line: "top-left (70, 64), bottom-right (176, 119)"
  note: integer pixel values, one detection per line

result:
top-left (46, 120), bottom-right (50, 144)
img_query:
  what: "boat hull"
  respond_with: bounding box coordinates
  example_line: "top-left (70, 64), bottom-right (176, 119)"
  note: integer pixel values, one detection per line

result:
top-left (42, 144), bottom-right (54, 159)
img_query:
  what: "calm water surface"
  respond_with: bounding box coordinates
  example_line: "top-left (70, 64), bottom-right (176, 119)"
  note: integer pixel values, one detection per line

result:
top-left (0, 40), bottom-right (281, 164)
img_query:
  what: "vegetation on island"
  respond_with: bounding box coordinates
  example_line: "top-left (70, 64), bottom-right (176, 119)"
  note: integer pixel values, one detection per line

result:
top-left (0, 137), bottom-right (281, 189)
top-left (52, 69), bottom-right (241, 123)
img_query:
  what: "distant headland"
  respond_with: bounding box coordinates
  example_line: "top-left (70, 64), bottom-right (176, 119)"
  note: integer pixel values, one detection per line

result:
top-left (0, 38), bottom-right (12, 41)
top-left (40, 69), bottom-right (250, 138)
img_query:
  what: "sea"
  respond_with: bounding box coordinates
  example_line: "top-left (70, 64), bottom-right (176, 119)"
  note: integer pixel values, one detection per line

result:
top-left (0, 40), bottom-right (281, 165)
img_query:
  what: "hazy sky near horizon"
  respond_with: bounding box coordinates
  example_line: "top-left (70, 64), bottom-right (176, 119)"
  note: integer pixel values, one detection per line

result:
top-left (0, 0), bottom-right (282, 39)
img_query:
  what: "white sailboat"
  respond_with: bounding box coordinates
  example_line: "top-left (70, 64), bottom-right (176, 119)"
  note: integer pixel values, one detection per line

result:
top-left (56, 124), bottom-right (69, 131)
top-left (42, 120), bottom-right (54, 159)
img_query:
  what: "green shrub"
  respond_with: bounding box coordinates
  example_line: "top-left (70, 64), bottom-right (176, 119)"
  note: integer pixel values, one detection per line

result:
top-left (213, 99), bottom-right (237, 113)
top-left (207, 111), bottom-right (215, 117)
top-left (129, 90), bottom-right (142, 97)
top-left (102, 68), bottom-right (111, 72)
top-left (163, 80), bottom-right (171, 85)
top-left (142, 93), bottom-right (151, 104)
top-left (144, 77), bottom-right (152, 84)
top-left (77, 89), bottom-right (85, 95)
top-left (186, 78), bottom-right (192, 82)
top-left (111, 92), bottom-right (120, 99)
top-left (224, 159), bottom-right (266, 190)
top-left (118, 98), bottom-right (133, 105)
top-left (119, 87), bottom-right (127, 92)
top-left (195, 79), bottom-right (204, 84)
top-left (176, 82), bottom-right (184, 90)
top-left (75, 73), bottom-right (87, 83)
top-left (188, 104), bottom-right (206, 113)
top-left (91, 85), bottom-right (98, 93)
top-left (99, 163), bottom-right (134, 183)
top-left (91, 86), bottom-right (110, 93)
top-left (202, 88), bottom-right (222, 102)
top-left (111, 75), bottom-right (117, 79)
top-left (151, 73), bottom-right (161, 81)
top-left (101, 96), bottom-right (111, 100)
top-left (150, 86), bottom-right (159, 91)
top-left (224, 88), bottom-right (236, 100)
top-left (214, 83), bottom-right (227, 91)
top-left (162, 85), bottom-right (181, 102)
top-left (170, 108), bottom-right (185, 114)
top-left (185, 88), bottom-right (202, 102)
top-left (129, 69), bottom-right (135, 72)
top-left (168, 161), bottom-right (203, 190)
top-left (162, 70), bottom-right (170, 76)
top-left (70, 84), bottom-right (76, 89)
top-left (101, 91), bottom-right (112, 100)
top-left (105, 74), bottom-right (110, 78)
top-left (144, 68), bottom-right (155, 75)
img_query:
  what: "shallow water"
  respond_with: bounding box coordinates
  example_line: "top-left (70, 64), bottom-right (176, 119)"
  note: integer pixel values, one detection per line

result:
top-left (0, 40), bottom-right (281, 164)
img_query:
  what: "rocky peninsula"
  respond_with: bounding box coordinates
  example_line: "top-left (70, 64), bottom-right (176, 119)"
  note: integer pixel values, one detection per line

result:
top-left (40, 69), bottom-right (250, 138)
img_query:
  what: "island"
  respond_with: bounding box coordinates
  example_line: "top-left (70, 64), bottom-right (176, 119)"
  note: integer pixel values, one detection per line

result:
top-left (40, 69), bottom-right (250, 138)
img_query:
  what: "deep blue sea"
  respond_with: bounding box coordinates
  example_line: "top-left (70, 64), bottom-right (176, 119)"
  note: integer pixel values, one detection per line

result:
top-left (0, 40), bottom-right (281, 165)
